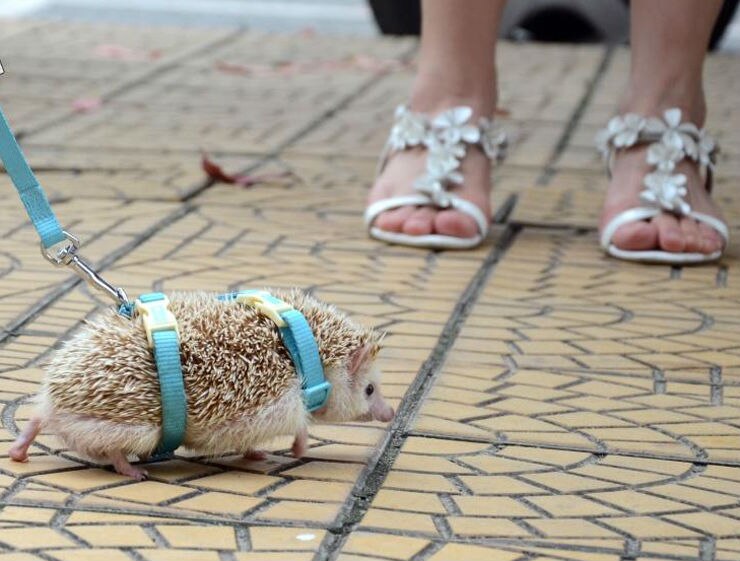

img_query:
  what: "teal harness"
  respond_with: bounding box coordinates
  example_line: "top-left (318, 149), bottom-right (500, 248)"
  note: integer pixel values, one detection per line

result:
top-left (0, 104), bottom-right (331, 456)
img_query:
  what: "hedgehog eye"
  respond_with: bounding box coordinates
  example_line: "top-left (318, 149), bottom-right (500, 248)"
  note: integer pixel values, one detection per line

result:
top-left (365, 383), bottom-right (375, 397)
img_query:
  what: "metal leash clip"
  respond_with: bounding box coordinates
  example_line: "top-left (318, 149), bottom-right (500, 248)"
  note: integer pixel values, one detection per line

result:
top-left (40, 231), bottom-right (129, 306)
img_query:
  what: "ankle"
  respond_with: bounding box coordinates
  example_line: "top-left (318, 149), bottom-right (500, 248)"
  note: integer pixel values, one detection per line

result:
top-left (619, 80), bottom-right (706, 125)
top-left (408, 68), bottom-right (497, 118)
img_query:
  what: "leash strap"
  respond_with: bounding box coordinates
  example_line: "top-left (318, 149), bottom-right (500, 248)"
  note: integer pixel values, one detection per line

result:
top-left (226, 290), bottom-right (332, 412)
top-left (134, 293), bottom-right (187, 455)
top-left (0, 105), bottom-right (65, 248)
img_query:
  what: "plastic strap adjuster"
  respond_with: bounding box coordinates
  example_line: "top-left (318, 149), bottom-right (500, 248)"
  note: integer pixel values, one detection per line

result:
top-left (235, 290), bottom-right (292, 327)
top-left (134, 292), bottom-right (187, 456)
top-left (232, 290), bottom-right (331, 412)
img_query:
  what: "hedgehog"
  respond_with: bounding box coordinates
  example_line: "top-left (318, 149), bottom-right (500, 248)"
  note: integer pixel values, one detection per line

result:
top-left (9, 289), bottom-right (394, 480)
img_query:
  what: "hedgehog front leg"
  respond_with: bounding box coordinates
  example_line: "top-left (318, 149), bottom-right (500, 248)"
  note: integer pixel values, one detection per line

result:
top-left (9, 416), bottom-right (42, 462)
top-left (291, 427), bottom-right (308, 458)
top-left (109, 450), bottom-right (148, 481)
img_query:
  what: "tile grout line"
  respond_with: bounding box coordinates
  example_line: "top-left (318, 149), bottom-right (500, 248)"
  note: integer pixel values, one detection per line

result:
top-left (537, 44), bottom-right (614, 185)
top-left (317, 224), bottom-right (522, 561)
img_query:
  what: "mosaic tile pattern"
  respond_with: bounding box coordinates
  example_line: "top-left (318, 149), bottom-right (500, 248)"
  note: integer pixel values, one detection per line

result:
top-left (1, 20), bottom-right (740, 561)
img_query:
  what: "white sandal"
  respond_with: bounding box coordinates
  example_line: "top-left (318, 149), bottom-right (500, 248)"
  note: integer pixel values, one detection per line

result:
top-left (596, 108), bottom-right (729, 264)
top-left (365, 105), bottom-right (507, 250)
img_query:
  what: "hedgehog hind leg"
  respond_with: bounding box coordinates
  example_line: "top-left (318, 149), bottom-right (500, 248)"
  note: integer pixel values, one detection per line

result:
top-left (243, 448), bottom-right (268, 461)
top-left (9, 416), bottom-right (43, 462)
top-left (109, 450), bottom-right (148, 481)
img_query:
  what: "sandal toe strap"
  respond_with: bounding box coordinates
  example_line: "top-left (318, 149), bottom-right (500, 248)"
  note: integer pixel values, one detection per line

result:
top-left (365, 193), bottom-right (489, 238)
top-left (601, 207), bottom-right (729, 251)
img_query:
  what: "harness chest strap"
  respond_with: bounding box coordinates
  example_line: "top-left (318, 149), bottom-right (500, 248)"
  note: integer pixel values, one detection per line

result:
top-left (228, 290), bottom-right (332, 413)
top-left (133, 293), bottom-right (187, 456)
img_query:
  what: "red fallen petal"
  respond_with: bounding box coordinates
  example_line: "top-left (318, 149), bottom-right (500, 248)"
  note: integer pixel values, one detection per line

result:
top-left (201, 153), bottom-right (295, 187)
top-left (72, 98), bottom-right (103, 112)
top-left (494, 108), bottom-right (511, 117)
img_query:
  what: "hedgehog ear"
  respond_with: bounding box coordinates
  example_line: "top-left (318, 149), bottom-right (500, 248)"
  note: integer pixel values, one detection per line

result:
top-left (348, 343), bottom-right (376, 380)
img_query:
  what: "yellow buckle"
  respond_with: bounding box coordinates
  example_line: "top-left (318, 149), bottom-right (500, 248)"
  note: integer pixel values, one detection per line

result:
top-left (134, 296), bottom-right (180, 349)
top-left (235, 291), bottom-right (292, 327)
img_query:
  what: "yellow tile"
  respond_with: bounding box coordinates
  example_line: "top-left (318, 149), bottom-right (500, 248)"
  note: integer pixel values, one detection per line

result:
top-left (522, 472), bottom-right (615, 493)
top-left (458, 475), bottom-right (547, 495)
top-left (343, 532), bottom-right (429, 560)
top-left (138, 551), bottom-right (221, 561)
top-left (257, 500), bottom-right (338, 523)
top-left (528, 494), bottom-right (622, 517)
top-left (383, 471), bottom-right (459, 493)
top-left (527, 518), bottom-right (619, 538)
top-left (392, 454), bottom-right (473, 474)
top-left (281, 461), bottom-right (363, 482)
top-left (270, 480), bottom-right (352, 502)
top-left (309, 425), bottom-right (386, 446)
top-left (361, 508), bottom-right (437, 534)
top-left (186, 471), bottom-right (282, 495)
top-left (428, 544), bottom-right (521, 561)
top-left (0, 507), bottom-right (57, 524)
top-left (372, 490), bottom-right (447, 514)
top-left (66, 512), bottom-right (173, 524)
top-left (448, 516), bottom-right (531, 538)
top-left (604, 516), bottom-right (701, 538)
top-left (454, 496), bottom-right (536, 517)
top-left (249, 527), bottom-right (325, 550)
top-left (97, 481), bottom-right (194, 504)
top-left (69, 525), bottom-right (155, 547)
top-left (156, 525), bottom-right (236, 549)
top-left (666, 512), bottom-right (740, 536)
top-left (172, 491), bottom-right (263, 514)
top-left (0, 527), bottom-right (75, 549)
top-left (400, 437), bottom-right (489, 456)
top-left (459, 455), bottom-right (544, 474)
top-left (234, 554), bottom-right (314, 561)
top-left (31, 469), bottom-right (129, 492)
top-left (42, 550), bottom-right (133, 561)
top-left (588, 490), bottom-right (688, 514)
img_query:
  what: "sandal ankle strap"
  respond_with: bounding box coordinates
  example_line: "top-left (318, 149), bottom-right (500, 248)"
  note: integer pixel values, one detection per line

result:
top-left (379, 105), bottom-right (507, 208)
top-left (595, 108), bottom-right (719, 218)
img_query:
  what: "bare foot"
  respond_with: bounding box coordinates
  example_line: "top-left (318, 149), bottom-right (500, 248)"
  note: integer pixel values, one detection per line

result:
top-left (109, 450), bottom-right (148, 481)
top-left (368, 92), bottom-right (496, 241)
top-left (243, 449), bottom-right (268, 461)
top-left (600, 102), bottom-right (724, 255)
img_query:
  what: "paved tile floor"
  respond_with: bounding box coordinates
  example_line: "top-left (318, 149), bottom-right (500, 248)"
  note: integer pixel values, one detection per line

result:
top-left (1, 19), bottom-right (740, 561)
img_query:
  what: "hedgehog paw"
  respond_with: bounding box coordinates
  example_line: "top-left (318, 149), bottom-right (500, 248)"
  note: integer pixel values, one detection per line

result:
top-left (291, 428), bottom-right (308, 458)
top-left (109, 450), bottom-right (148, 481)
top-left (8, 443), bottom-right (29, 463)
top-left (9, 417), bottom-right (42, 463)
top-left (243, 449), bottom-right (268, 461)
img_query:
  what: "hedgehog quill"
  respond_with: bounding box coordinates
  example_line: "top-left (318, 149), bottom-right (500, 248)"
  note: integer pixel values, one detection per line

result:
top-left (9, 289), bottom-right (394, 480)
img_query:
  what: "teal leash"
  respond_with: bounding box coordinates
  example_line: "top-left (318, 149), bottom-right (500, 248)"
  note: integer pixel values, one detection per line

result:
top-left (0, 104), bottom-right (129, 305)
